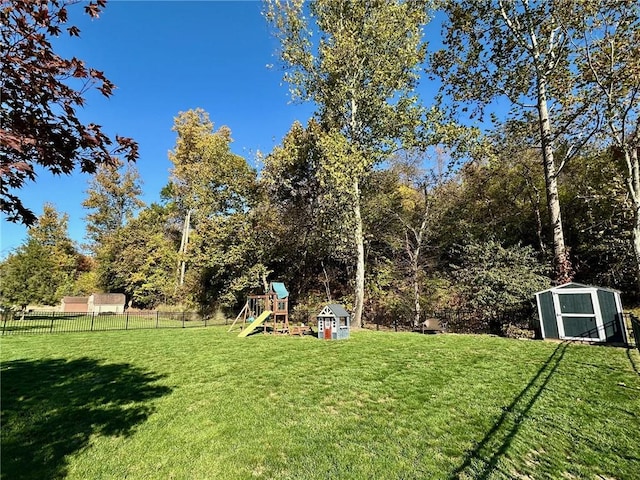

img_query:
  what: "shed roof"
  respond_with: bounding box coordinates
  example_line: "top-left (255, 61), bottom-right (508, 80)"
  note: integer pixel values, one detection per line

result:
top-left (63, 296), bottom-right (89, 304)
top-left (318, 304), bottom-right (350, 318)
top-left (91, 293), bottom-right (126, 305)
top-left (270, 282), bottom-right (289, 299)
top-left (535, 282), bottom-right (621, 296)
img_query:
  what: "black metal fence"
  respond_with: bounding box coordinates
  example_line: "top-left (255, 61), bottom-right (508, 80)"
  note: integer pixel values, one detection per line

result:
top-left (629, 314), bottom-right (640, 353)
top-left (373, 304), bottom-right (539, 338)
top-left (0, 310), bottom-right (227, 336)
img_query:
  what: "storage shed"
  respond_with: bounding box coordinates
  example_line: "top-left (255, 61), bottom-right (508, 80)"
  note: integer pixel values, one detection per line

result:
top-left (62, 296), bottom-right (89, 313)
top-left (88, 293), bottom-right (126, 314)
top-left (317, 304), bottom-right (350, 340)
top-left (535, 283), bottom-right (627, 343)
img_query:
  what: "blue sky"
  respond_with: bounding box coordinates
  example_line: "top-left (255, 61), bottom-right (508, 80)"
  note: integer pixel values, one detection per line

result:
top-left (1, 0), bottom-right (451, 257)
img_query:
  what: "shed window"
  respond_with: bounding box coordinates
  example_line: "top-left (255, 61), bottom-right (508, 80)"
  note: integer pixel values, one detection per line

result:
top-left (559, 293), bottom-right (594, 314)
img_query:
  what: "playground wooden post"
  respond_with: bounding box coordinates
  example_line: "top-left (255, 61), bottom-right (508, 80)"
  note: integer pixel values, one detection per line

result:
top-left (235, 282), bottom-right (290, 336)
top-left (227, 302), bottom-right (249, 332)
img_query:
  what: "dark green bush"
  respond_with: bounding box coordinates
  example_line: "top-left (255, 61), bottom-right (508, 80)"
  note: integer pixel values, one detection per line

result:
top-left (450, 240), bottom-right (550, 334)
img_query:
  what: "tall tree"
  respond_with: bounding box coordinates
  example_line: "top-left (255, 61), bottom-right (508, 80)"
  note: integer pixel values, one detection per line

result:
top-left (265, 0), bottom-right (432, 326)
top-left (102, 204), bottom-right (179, 309)
top-left (563, 0), bottom-right (640, 290)
top-left (83, 158), bottom-right (145, 251)
top-left (1, 0), bottom-right (138, 225)
top-left (0, 204), bottom-right (79, 307)
top-left (259, 119), bottom-right (354, 301)
top-left (432, 0), bottom-right (582, 283)
top-left (167, 109), bottom-right (259, 310)
top-left (390, 150), bottom-right (450, 327)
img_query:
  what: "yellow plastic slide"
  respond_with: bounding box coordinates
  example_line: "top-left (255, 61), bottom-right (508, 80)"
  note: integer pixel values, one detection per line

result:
top-left (237, 310), bottom-right (272, 337)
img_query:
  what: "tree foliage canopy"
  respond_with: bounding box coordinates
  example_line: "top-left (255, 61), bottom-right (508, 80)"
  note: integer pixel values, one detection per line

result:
top-left (0, 0), bottom-right (138, 225)
top-left (0, 204), bottom-right (80, 307)
top-left (83, 158), bottom-right (145, 250)
top-left (1, 0), bottom-right (639, 325)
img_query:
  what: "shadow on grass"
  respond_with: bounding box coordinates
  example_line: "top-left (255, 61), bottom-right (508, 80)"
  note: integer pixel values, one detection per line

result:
top-left (627, 348), bottom-right (640, 375)
top-left (1, 357), bottom-right (172, 480)
top-left (1, 324), bottom-right (52, 334)
top-left (450, 342), bottom-right (568, 479)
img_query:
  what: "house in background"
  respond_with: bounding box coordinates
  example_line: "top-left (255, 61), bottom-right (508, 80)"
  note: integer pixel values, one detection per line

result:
top-left (61, 293), bottom-right (126, 314)
top-left (61, 296), bottom-right (89, 313)
top-left (89, 293), bottom-right (126, 314)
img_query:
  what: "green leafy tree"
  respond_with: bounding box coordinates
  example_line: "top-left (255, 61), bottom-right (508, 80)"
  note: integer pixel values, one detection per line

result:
top-left (432, 0), bottom-right (584, 283)
top-left (83, 158), bottom-right (145, 251)
top-left (437, 124), bottom-right (549, 252)
top-left (82, 158), bottom-right (145, 296)
top-left (0, 204), bottom-right (79, 307)
top-left (561, 147), bottom-right (635, 294)
top-left (167, 109), bottom-right (259, 310)
top-left (103, 204), bottom-right (179, 309)
top-left (265, 0), bottom-right (432, 326)
top-left (0, 240), bottom-right (56, 309)
top-left (28, 204), bottom-right (78, 298)
top-left (259, 119), bottom-right (354, 301)
top-left (562, 0), bottom-right (640, 290)
top-left (450, 240), bottom-right (550, 333)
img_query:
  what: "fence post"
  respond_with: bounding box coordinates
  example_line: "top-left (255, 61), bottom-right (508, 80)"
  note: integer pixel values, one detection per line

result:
top-left (2, 314), bottom-right (7, 335)
top-left (631, 314), bottom-right (640, 353)
top-left (125, 311), bottom-right (129, 330)
top-left (50, 315), bottom-right (55, 333)
top-left (156, 311), bottom-right (159, 329)
top-left (182, 312), bottom-right (185, 328)
top-left (91, 311), bottom-right (95, 331)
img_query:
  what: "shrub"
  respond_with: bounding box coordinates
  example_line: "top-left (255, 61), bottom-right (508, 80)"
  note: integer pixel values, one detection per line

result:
top-left (503, 323), bottom-right (536, 339)
top-left (450, 240), bottom-right (550, 334)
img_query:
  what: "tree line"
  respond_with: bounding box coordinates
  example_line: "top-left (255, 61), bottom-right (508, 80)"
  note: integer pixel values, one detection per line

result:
top-left (1, 1), bottom-right (638, 331)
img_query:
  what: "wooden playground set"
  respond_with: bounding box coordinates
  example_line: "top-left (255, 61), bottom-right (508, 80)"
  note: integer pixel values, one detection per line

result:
top-left (228, 282), bottom-right (312, 337)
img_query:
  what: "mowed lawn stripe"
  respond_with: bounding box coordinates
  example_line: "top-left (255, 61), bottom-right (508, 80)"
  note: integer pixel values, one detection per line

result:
top-left (2, 328), bottom-right (639, 479)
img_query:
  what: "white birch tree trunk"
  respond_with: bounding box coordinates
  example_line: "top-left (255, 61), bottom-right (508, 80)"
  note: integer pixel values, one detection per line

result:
top-left (352, 177), bottom-right (365, 328)
top-left (536, 78), bottom-right (572, 284)
top-left (626, 147), bottom-right (640, 291)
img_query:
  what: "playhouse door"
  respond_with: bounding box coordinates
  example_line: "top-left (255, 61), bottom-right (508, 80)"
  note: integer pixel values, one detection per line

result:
top-left (554, 291), bottom-right (605, 341)
top-left (324, 321), bottom-right (332, 340)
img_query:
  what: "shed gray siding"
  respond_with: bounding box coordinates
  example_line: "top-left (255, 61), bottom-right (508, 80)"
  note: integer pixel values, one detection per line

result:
top-left (538, 291), bottom-right (558, 339)
top-left (536, 283), bottom-right (626, 344)
top-left (597, 290), bottom-right (624, 343)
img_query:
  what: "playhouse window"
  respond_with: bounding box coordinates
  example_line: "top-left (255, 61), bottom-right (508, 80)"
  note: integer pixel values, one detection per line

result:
top-left (340, 317), bottom-right (347, 327)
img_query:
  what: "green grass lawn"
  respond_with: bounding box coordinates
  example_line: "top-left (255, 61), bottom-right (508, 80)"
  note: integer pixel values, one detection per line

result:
top-left (2, 328), bottom-right (639, 480)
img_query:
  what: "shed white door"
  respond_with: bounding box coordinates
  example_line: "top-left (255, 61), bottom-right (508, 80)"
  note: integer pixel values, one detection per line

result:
top-left (553, 290), bottom-right (605, 341)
